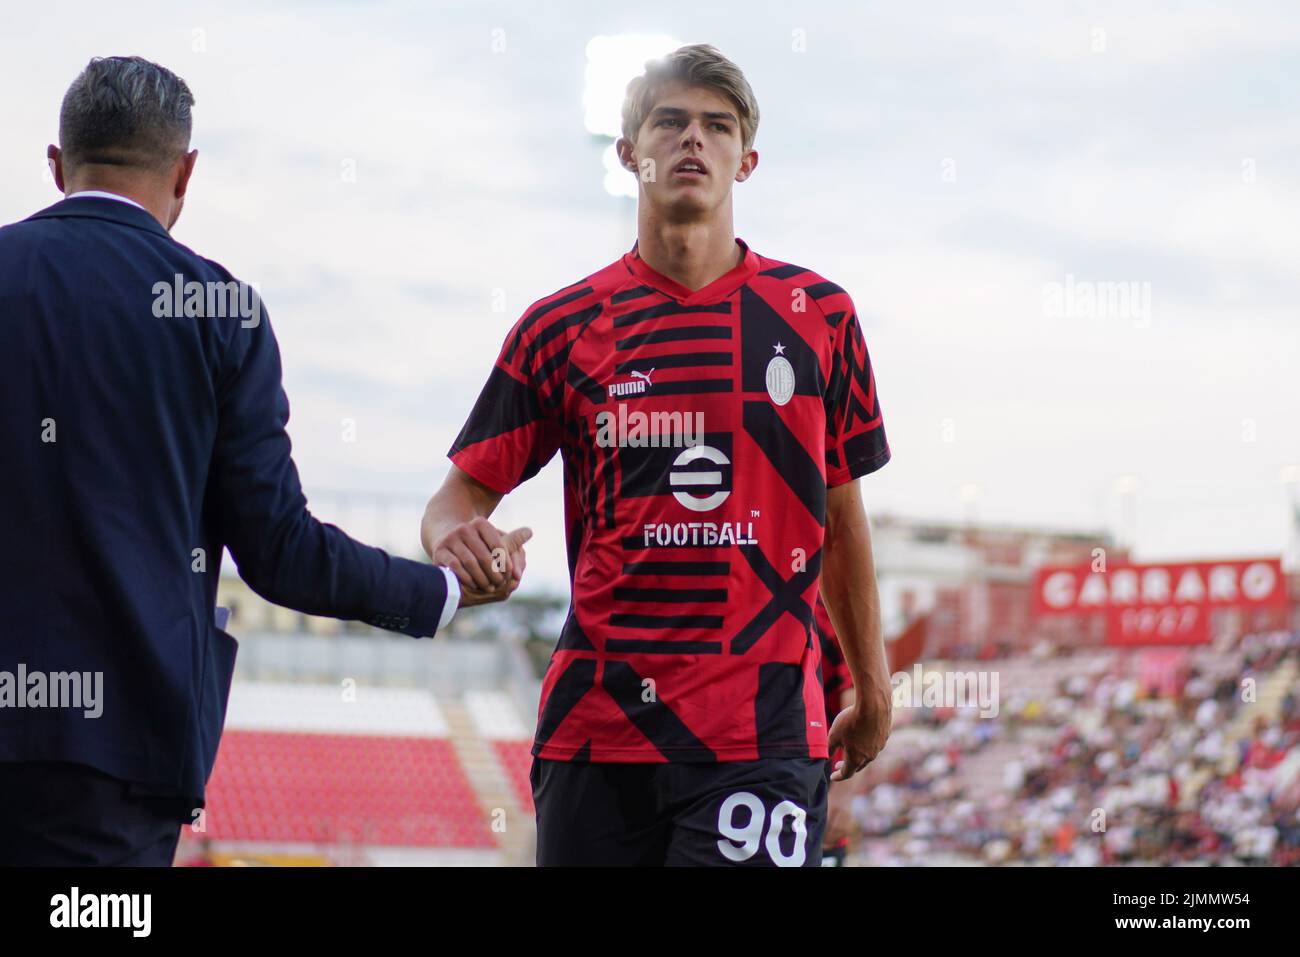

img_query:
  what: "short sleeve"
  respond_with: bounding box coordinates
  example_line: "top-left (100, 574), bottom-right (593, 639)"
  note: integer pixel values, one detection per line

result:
top-left (821, 294), bottom-right (890, 487)
top-left (448, 310), bottom-right (565, 495)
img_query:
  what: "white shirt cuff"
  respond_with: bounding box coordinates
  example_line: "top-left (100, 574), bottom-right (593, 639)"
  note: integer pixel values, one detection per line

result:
top-left (437, 567), bottom-right (460, 634)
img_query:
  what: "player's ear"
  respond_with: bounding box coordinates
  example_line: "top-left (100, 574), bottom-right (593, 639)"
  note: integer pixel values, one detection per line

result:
top-left (616, 137), bottom-right (638, 173)
top-left (47, 144), bottom-right (66, 192)
top-left (734, 148), bottom-right (758, 183)
top-left (173, 149), bottom-right (198, 199)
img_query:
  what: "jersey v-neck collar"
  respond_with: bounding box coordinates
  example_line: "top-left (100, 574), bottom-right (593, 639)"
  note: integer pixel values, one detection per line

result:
top-left (622, 237), bottom-right (759, 305)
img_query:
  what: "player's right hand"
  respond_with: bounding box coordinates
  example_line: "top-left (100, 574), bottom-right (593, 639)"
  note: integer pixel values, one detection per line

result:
top-left (432, 519), bottom-right (532, 598)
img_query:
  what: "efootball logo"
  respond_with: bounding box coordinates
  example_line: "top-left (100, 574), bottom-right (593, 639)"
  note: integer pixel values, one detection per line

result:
top-left (608, 368), bottom-right (654, 398)
top-left (670, 443), bottom-right (730, 512)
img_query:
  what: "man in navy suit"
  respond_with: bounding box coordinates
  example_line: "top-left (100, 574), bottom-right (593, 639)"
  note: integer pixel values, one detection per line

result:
top-left (0, 56), bottom-right (529, 865)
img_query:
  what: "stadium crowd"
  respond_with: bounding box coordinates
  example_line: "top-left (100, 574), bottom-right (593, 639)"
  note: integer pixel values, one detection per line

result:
top-left (850, 629), bottom-right (1300, 866)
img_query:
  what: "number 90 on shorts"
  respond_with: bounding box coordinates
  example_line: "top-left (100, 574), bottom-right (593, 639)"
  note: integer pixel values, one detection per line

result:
top-left (717, 791), bottom-right (809, 867)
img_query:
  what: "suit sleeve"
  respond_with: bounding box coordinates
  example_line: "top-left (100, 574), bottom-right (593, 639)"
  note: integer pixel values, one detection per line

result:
top-left (208, 302), bottom-right (450, 637)
top-left (448, 308), bottom-right (564, 495)
top-left (821, 290), bottom-right (890, 488)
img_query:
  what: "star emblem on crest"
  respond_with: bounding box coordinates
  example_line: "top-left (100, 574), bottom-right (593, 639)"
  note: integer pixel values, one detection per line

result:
top-left (773, 342), bottom-right (786, 355)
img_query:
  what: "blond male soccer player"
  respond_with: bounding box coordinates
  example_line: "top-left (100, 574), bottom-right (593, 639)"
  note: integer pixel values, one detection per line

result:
top-left (422, 44), bottom-right (892, 866)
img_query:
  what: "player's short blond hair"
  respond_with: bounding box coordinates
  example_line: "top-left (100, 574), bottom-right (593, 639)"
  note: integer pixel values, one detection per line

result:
top-left (621, 44), bottom-right (760, 152)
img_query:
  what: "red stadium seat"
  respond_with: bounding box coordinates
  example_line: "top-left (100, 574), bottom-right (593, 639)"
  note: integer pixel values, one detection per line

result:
top-left (204, 731), bottom-right (494, 848)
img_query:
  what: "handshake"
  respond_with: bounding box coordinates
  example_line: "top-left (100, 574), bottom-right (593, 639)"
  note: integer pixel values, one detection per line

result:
top-left (421, 466), bottom-right (536, 609)
top-left (424, 516), bottom-right (533, 609)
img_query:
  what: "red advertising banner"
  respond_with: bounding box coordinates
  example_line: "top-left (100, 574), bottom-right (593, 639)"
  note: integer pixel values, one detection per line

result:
top-left (1033, 557), bottom-right (1286, 647)
top-left (1108, 604), bottom-right (1209, 646)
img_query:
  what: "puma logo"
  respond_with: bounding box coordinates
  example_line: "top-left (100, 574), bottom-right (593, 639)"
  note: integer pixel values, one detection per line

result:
top-left (608, 369), bottom-right (654, 398)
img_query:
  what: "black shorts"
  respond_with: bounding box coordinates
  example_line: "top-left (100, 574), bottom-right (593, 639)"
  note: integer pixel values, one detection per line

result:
top-left (530, 756), bottom-right (828, 867)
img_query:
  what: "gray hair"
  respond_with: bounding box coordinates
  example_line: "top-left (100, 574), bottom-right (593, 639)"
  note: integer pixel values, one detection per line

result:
top-left (59, 56), bottom-right (194, 171)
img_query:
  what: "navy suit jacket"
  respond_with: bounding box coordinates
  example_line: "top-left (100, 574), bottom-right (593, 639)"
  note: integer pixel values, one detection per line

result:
top-left (0, 197), bottom-right (450, 806)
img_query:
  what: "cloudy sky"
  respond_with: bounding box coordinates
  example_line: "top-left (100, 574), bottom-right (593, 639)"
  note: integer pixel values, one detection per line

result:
top-left (3, 1), bottom-right (1297, 594)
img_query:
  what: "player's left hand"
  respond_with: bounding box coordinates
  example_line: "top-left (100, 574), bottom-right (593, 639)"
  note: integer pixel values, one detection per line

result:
top-left (454, 527), bottom-right (530, 608)
top-left (826, 684), bottom-right (892, 782)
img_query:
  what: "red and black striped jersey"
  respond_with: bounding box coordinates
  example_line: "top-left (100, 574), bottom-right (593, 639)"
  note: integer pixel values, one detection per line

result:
top-left (449, 238), bottom-right (889, 762)
top-left (814, 595), bottom-right (854, 723)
